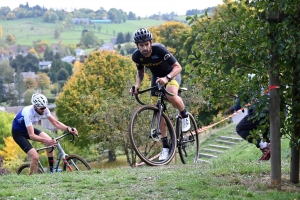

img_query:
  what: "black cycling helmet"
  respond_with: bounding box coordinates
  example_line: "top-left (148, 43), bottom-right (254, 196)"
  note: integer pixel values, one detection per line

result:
top-left (133, 28), bottom-right (153, 43)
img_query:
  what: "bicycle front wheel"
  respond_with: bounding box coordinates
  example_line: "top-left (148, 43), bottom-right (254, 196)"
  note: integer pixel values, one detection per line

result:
top-left (176, 113), bottom-right (199, 164)
top-left (129, 105), bottom-right (176, 166)
top-left (62, 154), bottom-right (92, 172)
top-left (16, 163), bottom-right (43, 175)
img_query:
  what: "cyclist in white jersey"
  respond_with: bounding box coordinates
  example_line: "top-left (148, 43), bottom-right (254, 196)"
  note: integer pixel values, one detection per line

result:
top-left (12, 93), bottom-right (78, 175)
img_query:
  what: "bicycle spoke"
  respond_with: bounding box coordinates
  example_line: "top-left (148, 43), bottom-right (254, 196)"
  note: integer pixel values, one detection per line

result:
top-left (63, 155), bottom-right (91, 171)
top-left (177, 113), bottom-right (200, 164)
top-left (129, 106), bottom-right (176, 166)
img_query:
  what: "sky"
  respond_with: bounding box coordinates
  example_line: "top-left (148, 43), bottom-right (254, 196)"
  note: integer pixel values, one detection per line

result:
top-left (4, 0), bottom-right (224, 17)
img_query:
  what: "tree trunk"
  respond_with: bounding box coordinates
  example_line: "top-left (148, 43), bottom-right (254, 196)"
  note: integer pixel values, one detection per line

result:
top-left (290, 61), bottom-right (300, 183)
top-left (269, 37), bottom-right (281, 189)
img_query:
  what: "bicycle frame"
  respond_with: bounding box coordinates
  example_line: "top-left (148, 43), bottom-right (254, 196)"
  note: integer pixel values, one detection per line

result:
top-left (35, 132), bottom-right (75, 172)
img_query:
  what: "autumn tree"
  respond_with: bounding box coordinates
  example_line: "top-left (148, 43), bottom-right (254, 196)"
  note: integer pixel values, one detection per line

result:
top-left (36, 73), bottom-right (50, 93)
top-left (0, 137), bottom-right (26, 170)
top-left (0, 111), bottom-right (14, 148)
top-left (5, 34), bottom-right (16, 45)
top-left (55, 51), bottom-right (136, 161)
top-left (33, 40), bottom-right (49, 56)
top-left (0, 26), bottom-right (2, 40)
top-left (149, 21), bottom-right (192, 76)
top-left (6, 12), bottom-right (16, 20)
top-left (28, 48), bottom-right (38, 57)
top-left (24, 78), bottom-right (37, 89)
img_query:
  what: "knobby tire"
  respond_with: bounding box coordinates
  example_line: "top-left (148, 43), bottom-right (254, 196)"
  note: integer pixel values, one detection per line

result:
top-left (129, 105), bottom-right (176, 166)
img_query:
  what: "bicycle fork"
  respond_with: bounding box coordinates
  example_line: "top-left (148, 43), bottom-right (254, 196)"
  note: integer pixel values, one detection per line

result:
top-left (149, 94), bottom-right (165, 141)
top-left (54, 142), bottom-right (73, 172)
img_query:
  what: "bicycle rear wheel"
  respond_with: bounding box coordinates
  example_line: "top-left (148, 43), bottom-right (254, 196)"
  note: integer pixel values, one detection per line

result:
top-left (176, 113), bottom-right (199, 164)
top-left (16, 163), bottom-right (43, 175)
top-left (129, 105), bottom-right (176, 166)
top-left (62, 154), bottom-right (92, 172)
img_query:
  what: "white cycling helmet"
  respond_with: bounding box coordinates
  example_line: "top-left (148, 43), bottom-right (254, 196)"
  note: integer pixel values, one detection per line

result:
top-left (31, 93), bottom-right (48, 108)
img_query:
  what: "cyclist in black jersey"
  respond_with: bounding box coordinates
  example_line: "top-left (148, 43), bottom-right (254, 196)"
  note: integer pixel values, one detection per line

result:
top-left (130, 28), bottom-right (191, 161)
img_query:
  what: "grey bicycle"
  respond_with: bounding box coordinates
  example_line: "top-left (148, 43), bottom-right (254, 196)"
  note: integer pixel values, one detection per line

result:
top-left (17, 131), bottom-right (91, 174)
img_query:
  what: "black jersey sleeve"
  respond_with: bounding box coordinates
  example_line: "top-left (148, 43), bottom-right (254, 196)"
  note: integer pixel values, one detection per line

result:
top-left (157, 44), bottom-right (177, 66)
top-left (131, 49), bottom-right (144, 70)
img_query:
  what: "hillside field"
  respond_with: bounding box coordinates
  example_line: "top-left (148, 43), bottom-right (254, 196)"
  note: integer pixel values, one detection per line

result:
top-left (0, 17), bottom-right (168, 46)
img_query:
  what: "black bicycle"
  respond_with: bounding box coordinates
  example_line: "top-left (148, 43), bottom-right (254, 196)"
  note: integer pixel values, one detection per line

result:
top-left (129, 83), bottom-right (199, 166)
top-left (17, 131), bottom-right (91, 174)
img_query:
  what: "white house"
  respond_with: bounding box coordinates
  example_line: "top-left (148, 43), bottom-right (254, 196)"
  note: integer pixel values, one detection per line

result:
top-left (75, 49), bottom-right (85, 56)
top-left (61, 56), bottom-right (75, 63)
top-left (38, 61), bottom-right (52, 70)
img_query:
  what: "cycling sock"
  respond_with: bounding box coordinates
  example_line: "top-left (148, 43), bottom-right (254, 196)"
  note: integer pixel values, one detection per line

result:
top-left (161, 137), bottom-right (170, 149)
top-left (180, 109), bottom-right (188, 118)
top-left (48, 157), bottom-right (54, 172)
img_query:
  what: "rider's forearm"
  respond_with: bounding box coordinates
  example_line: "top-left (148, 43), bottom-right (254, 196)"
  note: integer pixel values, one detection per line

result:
top-left (53, 120), bottom-right (69, 131)
top-left (136, 70), bottom-right (144, 87)
top-left (168, 62), bottom-right (182, 78)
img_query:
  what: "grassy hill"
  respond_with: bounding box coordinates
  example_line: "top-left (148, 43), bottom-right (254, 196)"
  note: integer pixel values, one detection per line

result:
top-left (0, 17), bottom-right (166, 46)
top-left (0, 124), bottom-right (299, 199)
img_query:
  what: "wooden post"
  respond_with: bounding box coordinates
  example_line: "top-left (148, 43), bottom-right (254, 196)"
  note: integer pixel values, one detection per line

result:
top-left (290, 61), bottom-right (300, 183)
top-left (269, 32), bottom-right (281, 189)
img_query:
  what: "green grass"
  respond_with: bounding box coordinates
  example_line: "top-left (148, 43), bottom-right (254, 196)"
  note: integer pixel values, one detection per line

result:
top-left (1, 124), bottom-right (299, 199)
top-left (0, 17), bottom-right (166, 45)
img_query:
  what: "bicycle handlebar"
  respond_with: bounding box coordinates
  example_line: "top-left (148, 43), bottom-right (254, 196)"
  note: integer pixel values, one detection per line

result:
top-left (131, 83), bottom-right (174, 105)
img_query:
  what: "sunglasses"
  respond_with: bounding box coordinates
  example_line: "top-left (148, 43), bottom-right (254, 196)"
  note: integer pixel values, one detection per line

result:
top-left (38, 107), bottom-right (47, 110)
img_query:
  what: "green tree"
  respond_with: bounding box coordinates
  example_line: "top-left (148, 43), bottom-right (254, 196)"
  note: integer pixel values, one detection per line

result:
top-left (0, 76), bottom-right (5, 102)
top-left (2, 65), bottom-right (14, 84)
top-left (0, 6), bottom-right (11, 17)
top-left (23, 89), bottom-right (36, 105)
top-left (0, 60), bottom-right (10, 75)
top-left (186, 0), bottom-right (300, 186)
top-left (44, 45), bottom-right (54, 61)
top-left (50, 83), bottom-right (61, 96)
top-left (57, 68), bottom-right (69, 81)
top-left (116, 32), bottom-right (125, 44)
top-left (97, 25), bottom-right (102, 33)
top-left (43, 11), bottom-right (59, 23)
top-left (54, 28), bottom-right (61, 39)
top-left (81, 31), bottom-right (99, 48)
top-left (125, 32), bottom-right (131, 43)
top-left (14, 70), bottom-right (26, 105)
top-left (5, 85), bottom-right (18, 106)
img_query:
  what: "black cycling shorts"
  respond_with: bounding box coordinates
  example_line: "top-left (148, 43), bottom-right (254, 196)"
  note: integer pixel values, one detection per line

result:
top-left (12, 128), bottom-right (42, 153)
